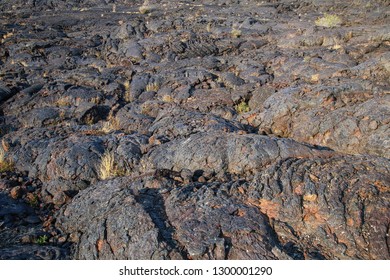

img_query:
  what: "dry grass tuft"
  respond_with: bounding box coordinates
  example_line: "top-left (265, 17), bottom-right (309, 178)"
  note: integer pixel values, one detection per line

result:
top-left (55, 96), bottom-right (71, 107)
top-left (139, 1), bottom-right (154, 14)
top-left (0, 146), bottom-right (14, 172)
top-left (98, 150), bottom-right (131, 180)
top-left (162, 95), bottom-right (174, 103)
top-left (231, 28), bottom-right (242, 38)
top-left (98, 150), bottom-right (115, 180)
top-left (101, 116), bottom-right (121, 134)
top-left (146, 82), bottom-right (160, 92)
top-left (315, 14), bottom-right (342, 28)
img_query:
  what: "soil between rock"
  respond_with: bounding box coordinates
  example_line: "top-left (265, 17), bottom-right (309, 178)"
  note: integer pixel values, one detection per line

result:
top-left (0, 0), bottom-right (389, 259)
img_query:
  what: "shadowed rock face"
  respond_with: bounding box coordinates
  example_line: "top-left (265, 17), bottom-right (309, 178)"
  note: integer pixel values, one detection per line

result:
top-left (0, 0), bottom-right (389, 259)
top-left (57, 153), bottom-right (390, 260)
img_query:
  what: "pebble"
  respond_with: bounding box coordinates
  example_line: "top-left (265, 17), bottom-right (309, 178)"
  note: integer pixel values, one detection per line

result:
top-left (10, 186), bottom-right (23, 199)
top-left (368, 120), bottom-right (378, 130)
top-left (57, 236), bottom-right (67, 243)
top-left (198, 176), bottom-right (207, 183)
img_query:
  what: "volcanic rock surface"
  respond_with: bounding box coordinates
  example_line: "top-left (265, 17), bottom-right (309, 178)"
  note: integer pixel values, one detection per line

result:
top-left (0, 0), bottom-right (389, 259)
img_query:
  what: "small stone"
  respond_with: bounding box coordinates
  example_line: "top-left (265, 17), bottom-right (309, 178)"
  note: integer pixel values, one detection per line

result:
top-left (198, 176), bottom-right (207, 183)
top-left (368, 120), bottom-right (378, 130)
top-left (173, 176), bottom-right (183, 182)
top-left (53, 192), bottom-right (67, 206)
top-left (180, 169), bottom-right (193, 182)
top-left (20, 235), bottom-right (33, 243)
top-left (303, 194), bottom-right (318, 202)
top-left (203, 170), bottom-right (214, 180)
top-left (58, 236), bottom-right (67, 243)
top-left (10, 186), bottom-right (23, 199)
top-left (69, 232), bottom-right (79, 243)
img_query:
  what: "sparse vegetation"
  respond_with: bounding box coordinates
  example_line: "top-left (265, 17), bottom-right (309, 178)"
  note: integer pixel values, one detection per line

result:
top-left (35, 235), bottom-right (48, 245)
top-left (235, 101), bottom-right (250, 114)
top-left (101, 116), bottom-right (121, 134)
top-left (83, 115), bottom-right (95, 126)
top-left (141, 103), bottom-right (153, 116)
top-left (315, 14), bottom-right (342, 28)
top-left (27, 193), bottom-right (39, 208)
top-left (98, 150), bottom-right (115, 180)
top-left (139, 1), bottom-right (153, 14)
top-left (90, 96), bottom-right (101, 104)
top-left (162, 95), bottom-right (174, 103)
top-left (146, 82), bottom-right (160, 92)
top-left (206, 22), bottom-right (213, 33)
top-left (231, 28), bottom-right (242, 38)
top-left (122, 80), bottom-right (132, 102)
top-left (55, 96), bottom-right (71, 107)
top-left (98, 150), bottom-right (131, 180)
top-left (0, 146), bottom-right (14, 172)
top-left (139, 5), bottom-right (151, 14)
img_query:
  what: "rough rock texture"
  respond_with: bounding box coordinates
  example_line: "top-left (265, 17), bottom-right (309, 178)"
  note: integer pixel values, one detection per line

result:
top-left (249, 155), bottom-right (390, 259)
top-left (0, 0), bottom-right (389, 259)
top-left (143, 132), bottom-right (335, 177)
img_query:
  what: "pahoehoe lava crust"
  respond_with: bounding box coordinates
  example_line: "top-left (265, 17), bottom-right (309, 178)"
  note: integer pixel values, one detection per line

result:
top-left (0, 0), bottom-right (389, 259)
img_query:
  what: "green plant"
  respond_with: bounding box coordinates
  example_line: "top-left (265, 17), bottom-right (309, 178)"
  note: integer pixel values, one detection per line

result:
top-left (315, 14), bottom-right (342, 28)
top-left (36, 235), bottom-right (48, 245)
top-left (235, 101), bottom-right (250, 114)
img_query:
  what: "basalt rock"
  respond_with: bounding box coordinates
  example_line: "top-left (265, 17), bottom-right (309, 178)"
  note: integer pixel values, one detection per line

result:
top-left (0, 0), bottom-right (389, 260)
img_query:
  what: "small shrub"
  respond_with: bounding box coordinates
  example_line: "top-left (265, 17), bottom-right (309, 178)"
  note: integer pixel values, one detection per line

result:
top-left (27, 193), bottom-right (39, 208)
top-left (162, 95), bottom-right (174, 103)
top-left (139, 1), bottom-right (154, 14)
top-left (141, 103), bottom-right (153, 115)
top-left (98, 150), bottom-right (115, 180)
top-left (101, 117), bottom-right (121, 134)
top-left (83, 115), bottom-right (95, 126)
top-left (36, 235), bottom-right (48, 245)
top-left (90, 97), bottom-right (100, 104)
top-left (235, 101), bottom-right (250, 114)
top-left (146, 82), bottom-right (160, 92)
top-left (315, 14), bottom-right (342, 28)
top-left (98, 150), bottom-right (130, 179)
top-left (139, 5), bottom-right (151, 14)
top-left (231, 28), bottom-right (242, 38)
top-left (55, 96), bottom-right (71, 107)
top-left (206, 22), bottom-right (213, 33)
top-left (0, 146), bottom-right (14, 172)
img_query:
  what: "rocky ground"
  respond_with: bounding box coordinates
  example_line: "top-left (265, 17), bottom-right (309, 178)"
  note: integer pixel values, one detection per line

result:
top-left (0, 0), bottom-right (389, 259)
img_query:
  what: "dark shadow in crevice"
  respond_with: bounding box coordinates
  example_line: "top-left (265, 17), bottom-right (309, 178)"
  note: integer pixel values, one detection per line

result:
top-left (133, 187), bottom-right (189, 259)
